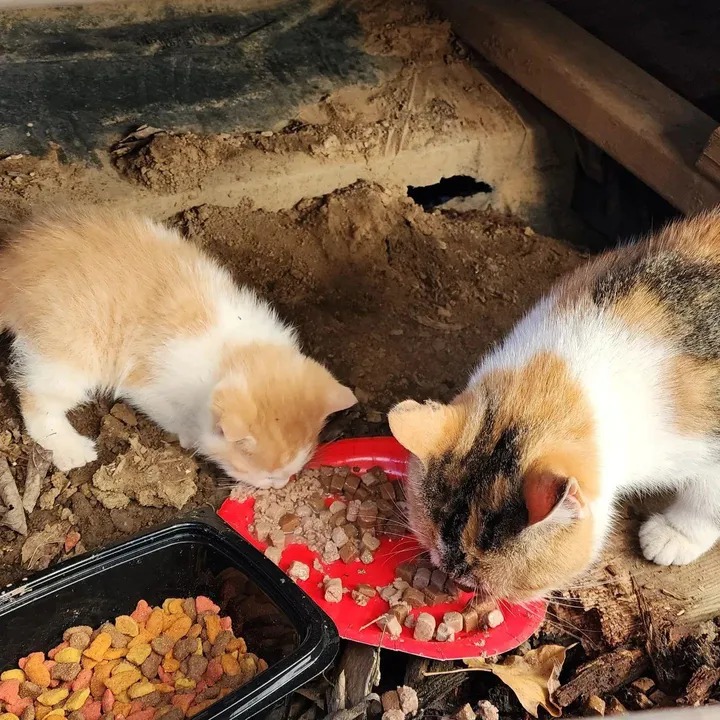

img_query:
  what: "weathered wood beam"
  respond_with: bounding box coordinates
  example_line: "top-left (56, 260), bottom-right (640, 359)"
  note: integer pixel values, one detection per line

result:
top-left (435, 0), bottom-right (720, 215)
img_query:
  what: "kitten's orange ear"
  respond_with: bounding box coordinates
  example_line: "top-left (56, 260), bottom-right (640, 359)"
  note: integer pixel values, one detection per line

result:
top-left (388, 399), bottom-right (463, 461)
top-left (323, 380), bottom-right (357, 417)
top-left (523, 471), bottom-right (587, 526)
top-left (212, 391), bottom-right (256, 448)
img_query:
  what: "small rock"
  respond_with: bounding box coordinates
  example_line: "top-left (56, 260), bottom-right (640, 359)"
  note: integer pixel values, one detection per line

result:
top-left (454, 704), bottom-right (475, 720)
top-left (476, 701), bottom-right (499, 720)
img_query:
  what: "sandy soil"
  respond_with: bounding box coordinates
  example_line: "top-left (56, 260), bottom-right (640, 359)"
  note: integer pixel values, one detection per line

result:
top-left (0, 181), bottom-right (582, 586)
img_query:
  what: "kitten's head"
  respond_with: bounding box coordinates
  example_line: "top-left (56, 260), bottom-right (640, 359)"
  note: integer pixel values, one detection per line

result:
top-left (202, 344), bottom-right (356, 489)
top-left (388, 353), bottom-right (599, 602)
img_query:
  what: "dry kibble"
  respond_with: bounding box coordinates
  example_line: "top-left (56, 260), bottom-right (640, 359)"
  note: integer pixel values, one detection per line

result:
top-left (338, 542), bottom-right (359, 564)
top-left (376, 614), bottom-right (402, 639)
top-left (288, 561), bottom-right (310, 581)
top-left (268, 529), bottom-right (285, 549)
top-left (435, 622), bottom-right (455, 642)
top-left (412, 567), bottom-right (431, 590)
top-left (264, 546), bottom-right (282, 564)
top-left (331, 526), bottom-right (349, 548)
top-left (7, 596), bottom-right (265, 720)
top-left (413, 612), bottom-right (436, 641)
top-left (483, 609), bottom-right (505, 629)
top-left (361, 532), bottom-right (380, 552)
top-left (443, 612), bottom-right (464, 634)
top-left (323, 577), bottom-right (343, 604)
top-left (462, 609), bottom-right (479, 632)
top-left (279, 513), bottom-right (300, 532)
top-left (454, 704), bottom-right (476, 720)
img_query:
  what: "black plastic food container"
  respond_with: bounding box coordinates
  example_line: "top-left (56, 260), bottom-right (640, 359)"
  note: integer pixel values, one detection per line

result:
top-left (0, 509), bottom-right (339, 720)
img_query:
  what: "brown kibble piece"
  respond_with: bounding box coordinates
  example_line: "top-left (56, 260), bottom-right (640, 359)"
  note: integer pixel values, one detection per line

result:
top-left (462, 609), bottom-right (479, 632)
top-left (141, 652), bottom-right (163, 679)
top-left (186, 655), bottom-right (208, 681)
top-left (158, 709), bottom-right (183, 720)
top-left (361, 532), bottom-right (380, 552)
top-left (412, 567), bottom-right (431, 589)
top-left (423, 588), bottom-right (449, 605)
top-left (182, 598), bottom-right (197, 621)
top-left (67, 632), bottom-right (91, 651)
top-left (150, 634), bottom-right (174, 655)
top-left (279, 513), bottom-right (300, 532)
top-left (396, 562), bottom-right (416, 583)
top-left (430, 569), bottom-right (447, 591)
top-left (343, 474), bottom-right (361, 497)
top-left (390, 602), bottom-right (411, 624)
top-left (357, 501), bottom-right (378, 528)
top-left (173, 637), bottom-right (196, 661)
top-left (63, 626), bottom-right (93, 642)
top-left (21, 705), bottom-right (35, 720)
top-left (329, 471), bottom-right (345, 493)
top-left (339, 542), bottom-right (359, 564)
top-left (210, 631), bottom-right (233, 658)
top-left (343, 523), bottom-right (359, 539)
top-left (402, 587), bottom-right (425, 608)
top-left (51, 662), bottom-right (81, 682)
top-left (413, 612), bottom-right (436, 641)
top-left (379, 482), bottom-right (396, 500)
top-left (20, 682), bottom-right (42, 699)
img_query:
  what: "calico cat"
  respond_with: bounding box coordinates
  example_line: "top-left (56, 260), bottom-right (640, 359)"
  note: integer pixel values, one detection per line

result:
top-left (0, 208), bottom-right (356, 488)
top-left (389, 210), bottom-right (720, 602)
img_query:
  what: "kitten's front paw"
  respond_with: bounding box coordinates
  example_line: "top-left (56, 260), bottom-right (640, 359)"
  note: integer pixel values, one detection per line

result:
top-left (639, 513), bottom-right (718, 566)
top-left (51, 435), bottom-right (98, 473)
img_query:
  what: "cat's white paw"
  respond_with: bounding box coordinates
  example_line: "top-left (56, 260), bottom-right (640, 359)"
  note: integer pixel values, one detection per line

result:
top-left (50, 434), bottom-right (98, 473)
top-left (639, 513), bottom-right (718, 566)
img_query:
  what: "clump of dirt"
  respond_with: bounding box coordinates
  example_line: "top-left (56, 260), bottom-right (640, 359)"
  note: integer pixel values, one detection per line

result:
top-left (175, 181), bottom-right (583, 408)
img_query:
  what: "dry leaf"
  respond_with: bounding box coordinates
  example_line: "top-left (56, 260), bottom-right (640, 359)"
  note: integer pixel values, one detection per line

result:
top-left (464, 645), bottom-right (568, 717)
top-left (0, 454), bottom-right (27, 535)
top-left (23, 443), bottom-right (52, 513)
top-left (21, 520), bottom-right (71, 570)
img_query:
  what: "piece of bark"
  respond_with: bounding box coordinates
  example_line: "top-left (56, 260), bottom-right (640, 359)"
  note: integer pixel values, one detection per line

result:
top-left (339, 644), bottom-right (380, 707)
top-left (554, 648), bottom-right (649, 708)
top-left (23, 444), bottom-right (52, 514)
top-left (0, 454), bottom-right (27, 535)
top-left (679, 665), bottom-right (720, 707)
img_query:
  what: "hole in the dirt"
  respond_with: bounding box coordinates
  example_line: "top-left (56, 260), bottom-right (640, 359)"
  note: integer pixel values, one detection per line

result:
top-left (407, 175), bottom-right (492, 211)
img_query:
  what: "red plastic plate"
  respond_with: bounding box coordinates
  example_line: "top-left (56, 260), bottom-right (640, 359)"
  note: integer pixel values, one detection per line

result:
top-left (218, 436), bottom-right (546, 660)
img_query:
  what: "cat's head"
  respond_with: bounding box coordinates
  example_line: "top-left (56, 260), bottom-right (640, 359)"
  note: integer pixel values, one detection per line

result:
top-left (388, 353), bottom-right (599, 602)
top-left (202, 344), bottom-right (356, 489)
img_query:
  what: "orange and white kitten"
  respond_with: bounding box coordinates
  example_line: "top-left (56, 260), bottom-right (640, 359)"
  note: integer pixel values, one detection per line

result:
top-left (0, 208), bottom-right (356, 488)
top-left (389, 210), bottom-right (720, 602)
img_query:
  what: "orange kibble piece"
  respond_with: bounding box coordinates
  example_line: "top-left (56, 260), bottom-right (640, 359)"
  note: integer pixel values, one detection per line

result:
top-left (105, 670), bottom-right (142, 695)
top-left (114, 702), bottom-right (132, 718)
top-left (161, 656), bottom-right (179, 674)
top-left (84, 633), bottom-right (113, 662)
top-left (35, 707), bottom-right (51, 720)
top-left (166, 600), bottom-right (184, 615)
top-left (81, 657), bottom-right (98, 671)
top-left (24, 658), bottom-right (50, 689)
top-left (127, 631), bottom-right (153, 649)
top-left (170, 695), bottom-right (194, 715)
top-left (84, 700), bottom-right (102, 720)
top-left (145, 611), bottom-right (163, 638)
top-left (188, 700), bottom-right (213, 718)
top-left (101, 689), bottom-right (115, 713)
top-left (126, 710), bottom-right (155, 720)
top-left (220, 654), bottom-right (240, 677)
top-left (103, 648), bottom-right (127, 661)
top-left (204, 616), bottom-right (221, 645)
top-left (166, 616), bottom-right (192, 642)
top-left (151, 684), bottom-right (173, 694)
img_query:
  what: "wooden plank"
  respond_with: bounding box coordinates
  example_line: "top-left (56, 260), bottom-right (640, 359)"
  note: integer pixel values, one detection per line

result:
top-left (697, 127), bottom-right (720, 185)
top-left (435, 0), bottom-right (720, 215)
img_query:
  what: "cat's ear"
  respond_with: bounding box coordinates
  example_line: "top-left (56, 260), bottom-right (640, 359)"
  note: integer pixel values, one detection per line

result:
top-left (212, 393), bottom-right (256, 449)
top-left (523, 471), bottom-right (587, 527)
top-left (388, 399), bottom-right (463, 461)
top-left (322, 380), bottom-right (357, 417)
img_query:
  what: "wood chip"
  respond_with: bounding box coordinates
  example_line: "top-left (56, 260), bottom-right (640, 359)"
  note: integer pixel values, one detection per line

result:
top-left (0, 455), bottom-right (27, 535)
top-left (23, 444), bottom-right (52, 514)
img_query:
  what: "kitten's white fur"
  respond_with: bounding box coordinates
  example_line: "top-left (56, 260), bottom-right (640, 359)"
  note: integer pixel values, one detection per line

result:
top-left (471, 294), bottom-right (720, 566)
